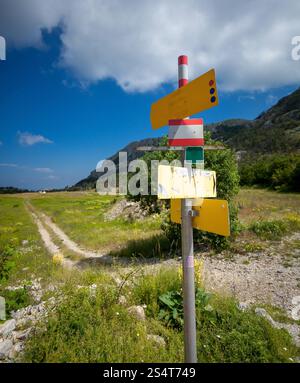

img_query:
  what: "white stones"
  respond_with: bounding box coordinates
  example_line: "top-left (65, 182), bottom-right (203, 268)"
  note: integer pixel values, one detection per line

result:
top-left (0, 339), bottom-right (13, 360)
top-left (237, 302), bottom-right (249, 312)
top-left (0, 319), bottom-right (16, 338)
top-left (146, 334), bottom-right (166, 347)
top-left (89, 284), bottom-right (97, 298)
top-left (118, 295), bottom-right (127, 306)
top-left (127, 305), bottom-right (146, 321)
top-left (14, 328), bottom-right (31, 342)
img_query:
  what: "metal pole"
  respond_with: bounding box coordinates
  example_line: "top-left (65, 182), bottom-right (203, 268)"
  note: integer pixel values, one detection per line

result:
top-left (178, 55), bottom-right (197, 363)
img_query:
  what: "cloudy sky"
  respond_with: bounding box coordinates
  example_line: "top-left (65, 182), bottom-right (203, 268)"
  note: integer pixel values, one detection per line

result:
top-left (0, 0), bottom-right (299, 189)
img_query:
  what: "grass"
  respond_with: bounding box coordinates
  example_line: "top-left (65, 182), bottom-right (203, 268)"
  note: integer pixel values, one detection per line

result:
top-left (249, 214), bottom-right (300, 240)
top-left (26, 192), bottom-right (166, 257)
top-left (22, 267), bottom-right (299, 363)
top-left (1, 189), bottom-right (300, 362)
top-left (236, 188), bottom-right (300, 225)
top-left (0, 197), bottom-right (56, 287)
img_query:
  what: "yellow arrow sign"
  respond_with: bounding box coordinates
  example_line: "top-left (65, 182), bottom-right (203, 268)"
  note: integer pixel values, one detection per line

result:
top-left (171, 198), bottom-right (230, 237)
top-left (151, 68), bottom-right (218, 130)
top-left (157, 165), bottom-right (216, 199)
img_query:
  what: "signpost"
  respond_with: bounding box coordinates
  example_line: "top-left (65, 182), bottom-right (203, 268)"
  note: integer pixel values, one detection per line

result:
top-left (168, 118), bottom-right (204, 147)
top-left (157, 165), bottom-right (216, 199)
top-left (171, 198), bottom-right (230, 237)
top-left (149, 55), bottom-right (228, 363)
top-left (150, 68), bottom-right (218, 130)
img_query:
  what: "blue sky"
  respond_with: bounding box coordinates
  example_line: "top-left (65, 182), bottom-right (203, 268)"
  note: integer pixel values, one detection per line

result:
top-left (0, 1), bottom-right (299, 190)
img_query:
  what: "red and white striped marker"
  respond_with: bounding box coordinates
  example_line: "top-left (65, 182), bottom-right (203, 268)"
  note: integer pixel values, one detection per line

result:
top-left (168, 118), bottom-right (204, 146)
top-left (178, 55), bottom-right (188, 88)
top-left (168, 55), bottom-right (205, 147)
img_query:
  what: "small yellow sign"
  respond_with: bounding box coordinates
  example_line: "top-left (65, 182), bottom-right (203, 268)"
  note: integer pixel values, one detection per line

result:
top-left (157, 165), bottom-right (216, 199)
top-left (171, 198), bottom-right (230, 237)
top-left (151, 69), bottom-right (218, 130)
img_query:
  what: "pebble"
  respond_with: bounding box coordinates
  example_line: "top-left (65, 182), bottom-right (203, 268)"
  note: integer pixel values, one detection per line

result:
top-left (0, 339), bottom-right (13, 360)
top-left (0, 319), bottom-right (16, 338)
top-left (146, 334), bottom-right (166, 347)
top-left (127, 305), bottom-right (146, 321)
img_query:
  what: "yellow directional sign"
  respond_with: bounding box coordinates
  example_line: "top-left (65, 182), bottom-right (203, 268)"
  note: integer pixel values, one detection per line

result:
top-left (157, 165), bottom-right (216, 199)
top-left (151, 69), bottom-right (218, 130)
top-left (171, 198), bottom-right (230, 237)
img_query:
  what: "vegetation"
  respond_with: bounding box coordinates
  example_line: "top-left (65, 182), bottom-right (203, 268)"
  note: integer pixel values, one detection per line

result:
top-left (29, 192), bottom-right (165, 257)
top-left (249, 215), bottom-right (300, 240)
top-left (22, 267), bottom-right (298, 363)
top-left (239, 153), bottom-right (300, 192)
top-left (0, 186), bottom-right (32, 194)
top-left (133, 133), bottom-right (240, 251)
top-left (1, 190), bottom-right (300, 363)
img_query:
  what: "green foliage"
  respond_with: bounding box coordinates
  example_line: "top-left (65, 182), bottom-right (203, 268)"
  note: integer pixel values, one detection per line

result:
top-left (127, 136), bottom-right (179, 213)
top-left (0, 288), bottom-right (32, 318)
top-left (132, 269), bottom-right (298, 362)
top-left (239, 153), bottom-right (300, 192)
top-left (131, 268), bottom-right (181, 318)
top-left (158, 290), bottom-right (184, 328)
top-left (158, 133), bottom-right (240, 251)
top-left (249, 215), bottom-right (300, 240)
top-left (158, 288), bottom-right (211, 329)
top-left (0, 245), bottom-right (17, 281)
top-left (23, 281), bottom-right (182, 363)
top-left (196, 296), bottom-right (298, 363)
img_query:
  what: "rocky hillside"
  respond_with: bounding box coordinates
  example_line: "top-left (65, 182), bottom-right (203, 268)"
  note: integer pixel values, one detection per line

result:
top-left (72, 87), bottom-right (300, 189)
top-left (209, 87), bottom-right (300, 153)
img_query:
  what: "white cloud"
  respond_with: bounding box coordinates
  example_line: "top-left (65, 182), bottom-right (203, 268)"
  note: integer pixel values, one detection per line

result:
top-left (34, 167), bottom-right (53, 173)
top-left (1, 0), bottom-right (300, 92)
top-left (0, 163), bottom-right (18, 167)
top-left (18, 131), bottom-right (53, 146)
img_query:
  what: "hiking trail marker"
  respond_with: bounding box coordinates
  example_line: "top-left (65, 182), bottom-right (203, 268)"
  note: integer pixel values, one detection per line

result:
top-left (157, 165), bottom-right (216, 199)
top-left (150, 67), bottom-right (218, 130)
top-left (168, 118), bottom-right (204, 147)
top-left (149, 55), bottom-right (228, 363)
top-left (171, 198), bottom-right (230, 237)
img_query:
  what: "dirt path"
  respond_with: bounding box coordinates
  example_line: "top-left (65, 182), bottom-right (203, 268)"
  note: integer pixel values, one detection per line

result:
top-left (201, 232), bottom-right (300, 316)
top-left (39, 211), bottom-right (112, 262)
top-left (29, 210), bottom-right (76, 269)
top-left (26, 202), bottom-right (113, 267)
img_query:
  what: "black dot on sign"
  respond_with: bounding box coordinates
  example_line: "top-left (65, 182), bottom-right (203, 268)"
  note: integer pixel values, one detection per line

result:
top-left (210, 88), bottom-right (215, 94)
top-left (210, 96), bottom-right (216, 103)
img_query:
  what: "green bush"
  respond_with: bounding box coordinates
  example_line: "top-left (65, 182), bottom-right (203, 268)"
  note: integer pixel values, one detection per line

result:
top-left (129, 133), bottom-right (240, 252)
top-left (158, 287), bottom-right (211, 329)
top-left (249, 216), bottom-right (300, 240)
top-left (0, 245), bottom-right (17, 281)
top-left (0, 288), bottom-right (32, 318)
top-left (239, 153), bottom-right (300, 192)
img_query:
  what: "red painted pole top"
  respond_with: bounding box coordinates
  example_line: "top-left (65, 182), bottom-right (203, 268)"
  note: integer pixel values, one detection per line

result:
top-left (178, 55), bottom-right (188, 65)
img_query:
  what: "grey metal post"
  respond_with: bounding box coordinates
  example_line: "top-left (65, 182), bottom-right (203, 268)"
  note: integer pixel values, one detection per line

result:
top-left (178, 55), bottom-right (197, 363)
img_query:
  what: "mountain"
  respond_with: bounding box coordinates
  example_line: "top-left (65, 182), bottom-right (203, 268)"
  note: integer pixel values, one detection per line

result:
top-left (72, 87), bottom-right (300, 189)
top-left (72, 137), bottom-right (161, 190)
top-left (209, 87), bottom-right (300, 153)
